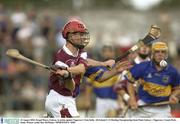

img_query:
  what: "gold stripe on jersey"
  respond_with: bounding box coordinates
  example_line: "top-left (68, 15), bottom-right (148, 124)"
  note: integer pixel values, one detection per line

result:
top-left (125, 71), bottom-right (136, 83)
top-left (87, 69), bottom-right (104, 81)
top-left (140, 80), bottom-right (172, 97)
top-left (86, 75), bottom-right (120, 88)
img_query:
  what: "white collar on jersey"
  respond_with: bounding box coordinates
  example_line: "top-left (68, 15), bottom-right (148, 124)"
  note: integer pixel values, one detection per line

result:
top-left (134, 56), bottom-right (150, 64)
top-left (63, 44), bottom-right (79, 57)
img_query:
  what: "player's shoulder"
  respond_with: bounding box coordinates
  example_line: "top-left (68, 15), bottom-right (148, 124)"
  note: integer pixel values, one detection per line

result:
top-left (167, 64), bottom-right (178, 73)
top-left (53, 48), bottom-right (68, 62)
top-left (56, 48), bottom-right (64, 55)
top-left (55, 48), bottom-right (68, 57)
top-left (139, 61), bottom-right (150, 65)
top-left (79, 49), bottom-right (87, 59)
top-left (134, 61), bottom-right (150, 67)
top-left (131, 61), bottom-right (150, 72)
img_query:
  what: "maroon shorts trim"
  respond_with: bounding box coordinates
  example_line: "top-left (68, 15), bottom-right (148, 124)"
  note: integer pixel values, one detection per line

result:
top-left (60, 106), bottom-right (72, 118)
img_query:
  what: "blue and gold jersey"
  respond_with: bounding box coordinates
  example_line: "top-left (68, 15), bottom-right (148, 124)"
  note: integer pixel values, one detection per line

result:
top-left (84, 66), bottom-right (120, 99)
top-left (125, 61), bottom-right (180, 103)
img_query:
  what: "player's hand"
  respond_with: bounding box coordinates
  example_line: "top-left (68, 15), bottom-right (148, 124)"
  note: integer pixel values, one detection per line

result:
top-left (115, 61), bottom-right (132, 73)
top-left (50, 65), bottom-right (59, 71)
top-left (50, 65), bottom-right (67, 71)
top-left (102, 59), bottom-right (115, 68)
top-left (56, 69), bottom-right (70, 79)
top-left (128, 97), bottom-right (138, 110)
top-left (169, 94), bottom-right (179, 104)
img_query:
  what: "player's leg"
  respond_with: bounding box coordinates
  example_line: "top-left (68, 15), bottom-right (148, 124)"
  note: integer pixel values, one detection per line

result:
top-left (95, 98), bottom-right (110, 118)
top-left (45, 90), bottom-right (65, 117)
top-left (142, 105), bottom-right (172, 118)
top-left (45, 90), bottom-right (79, 118)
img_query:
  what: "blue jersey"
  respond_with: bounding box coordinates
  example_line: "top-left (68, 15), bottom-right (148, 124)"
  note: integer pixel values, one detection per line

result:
top-left (125, 61), bottom-right (180, 103)
top-left (84, 66), bottom-right (120, 99)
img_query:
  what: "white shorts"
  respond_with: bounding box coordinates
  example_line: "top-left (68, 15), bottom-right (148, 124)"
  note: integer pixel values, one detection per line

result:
top-left (125, 100), bottom-right (172, 118)
top-left (45, 90), bottom-right (79, 118)
top-left (95, 97), bottom-right (119, 118)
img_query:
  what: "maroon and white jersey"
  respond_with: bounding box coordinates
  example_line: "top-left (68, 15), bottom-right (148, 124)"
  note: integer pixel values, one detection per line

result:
top-left (49, 45), bottom-right (87, 97)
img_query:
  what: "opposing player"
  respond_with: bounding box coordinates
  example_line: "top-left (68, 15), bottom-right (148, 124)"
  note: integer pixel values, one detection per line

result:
top-left (114, 44), bottom-right (151, 102)
top-left (113, 44), bottom-right (151, 117)
top-left (84, 45), bottom-right (127, 118)
top-left (125, 41), bottom-right (180, 118)
top-left (45, 19), bottom-right (131, 118)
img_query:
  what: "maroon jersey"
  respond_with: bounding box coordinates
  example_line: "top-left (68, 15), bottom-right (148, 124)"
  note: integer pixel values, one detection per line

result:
top-left (49, 46), bottom-right (87, 97)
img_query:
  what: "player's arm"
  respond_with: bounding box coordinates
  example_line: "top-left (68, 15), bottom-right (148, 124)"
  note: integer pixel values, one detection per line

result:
top-left (53, 60), bottom-right (86, 75)
top-left (97, 61), bottom-right (132, 82)
top-left (55, 63), bottom-right (86, 91)
top-left (55, 69), bottom-right (75, 91)
top-left (169, 70), bottom-right (180, 104)
top-left (117, 90), bottom-right (128, 109)
top-left (113, 71), bottom-right (131, 104)
top-left (64, 79), bottom-right (75, 91)
top-left (86, 58), bottom-right (115, 67)
top-left (53, 61), bottom-right (86, 91)
top-left (127, 82), bottom-right (138, 109)
top-left (118, 89), bottom-right (130, 104)
top-left (169, 86), bottom-right (180, 104)
top-left (169, 87), bottom-right (180, 104)
top-left (67, 63), bottom-right (86, 75)
top-left (124, 64), bottom-right (144, 109)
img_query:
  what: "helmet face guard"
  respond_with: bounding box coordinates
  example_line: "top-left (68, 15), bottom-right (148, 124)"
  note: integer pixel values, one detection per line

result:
top-left (67, 31), bottom-right (90, 49)
top-left (62, 19), bottom-right (90, 49)
top-left (151, 42), bottom-right (168, 65)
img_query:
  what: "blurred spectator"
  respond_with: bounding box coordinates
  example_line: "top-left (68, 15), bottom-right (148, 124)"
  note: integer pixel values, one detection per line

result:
top-left (31, 36), bottom-right (47, 63)
top-left (10, 5), bottom-right (27, 42)
top-left (41, 15), bottom-right (52, 40)
top-left (10, 79), bottom-right (22, 110)
top-left (0, 3), bottom-right (8, 38)
top-left (20, 80), bottom-right (36, 110)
